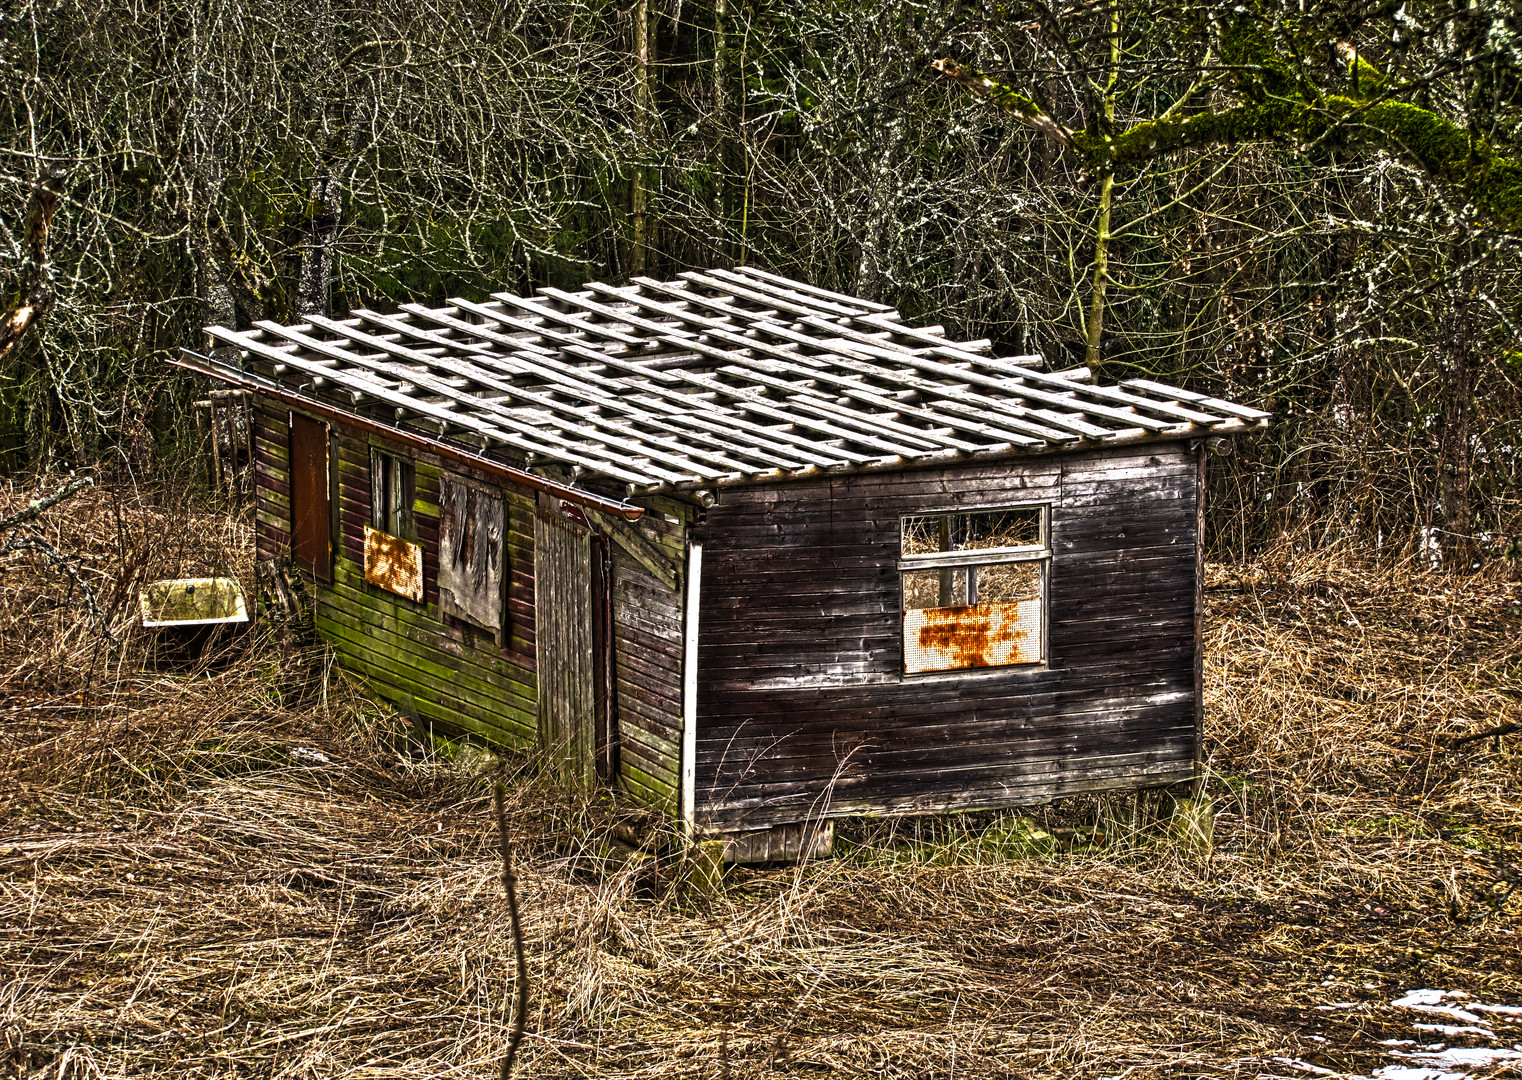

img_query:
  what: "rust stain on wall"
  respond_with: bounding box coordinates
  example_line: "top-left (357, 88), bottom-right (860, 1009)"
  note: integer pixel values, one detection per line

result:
top-left (364, 525), bottom-right (424, 602)
top-left (904, 600), bottom-right (1041, 673)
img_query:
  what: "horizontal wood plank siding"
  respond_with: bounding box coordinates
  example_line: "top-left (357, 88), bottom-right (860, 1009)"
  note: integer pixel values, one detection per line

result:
top-left (693, 443), bottom-right (1200, 831)
top-left (610, 497), bottom-right (687, 813)
top-left (252, 401), bottom-right (291, 562)
top-left (250, 399), bottom-right (546, 752)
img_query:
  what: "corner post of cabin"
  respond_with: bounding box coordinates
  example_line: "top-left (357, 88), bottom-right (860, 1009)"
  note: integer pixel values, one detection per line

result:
top-left (1193, 437), bottom-right (1207, 797)
top-left (681, 539), bottom-right (703, 837)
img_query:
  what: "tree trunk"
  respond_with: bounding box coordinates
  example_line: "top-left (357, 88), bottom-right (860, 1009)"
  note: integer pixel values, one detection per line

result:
top-left (1084, 168), bottom-right (1115, 367)
top-left (1437, 257), bottom-right (1477, 567)
top-left (0, 167), bottom-right (65, 361)
top-left (1084, 1), bottom-right (1122, 370)
top-left (297, 173), bottom-right (341, 317)
top-left (629, 0), bottom-right (652, 276)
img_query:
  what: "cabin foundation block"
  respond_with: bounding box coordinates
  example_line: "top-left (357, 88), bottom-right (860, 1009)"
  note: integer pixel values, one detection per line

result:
top-left (716, 821), bottom-right (834, 864)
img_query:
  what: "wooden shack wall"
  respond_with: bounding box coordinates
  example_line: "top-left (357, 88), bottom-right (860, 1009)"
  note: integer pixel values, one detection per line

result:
top-left (606, 497), bottom-right (690, 814)
top-left (252, 399), bottom-right (539, 747)
top-left (692, 442), bottom-right (1202, 832)
top-left (252, 398), bottom-right (688, 810)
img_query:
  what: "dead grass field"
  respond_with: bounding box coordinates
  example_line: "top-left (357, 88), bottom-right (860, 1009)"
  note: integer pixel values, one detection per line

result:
top-left (2, 481), bottom-right (1520, 1079)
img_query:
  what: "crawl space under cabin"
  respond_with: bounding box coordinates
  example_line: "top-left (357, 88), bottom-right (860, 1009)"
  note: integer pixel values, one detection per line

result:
top-left (178, 266), bottom-right (1269, 861)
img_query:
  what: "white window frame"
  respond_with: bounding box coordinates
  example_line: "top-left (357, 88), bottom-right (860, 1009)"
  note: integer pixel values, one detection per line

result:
top-left (898, 504), bottom-right (1051, 675)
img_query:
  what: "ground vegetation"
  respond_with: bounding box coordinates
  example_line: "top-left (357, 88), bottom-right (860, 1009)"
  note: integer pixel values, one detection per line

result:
top-left (2, 479), bottom-right (1519, 1078)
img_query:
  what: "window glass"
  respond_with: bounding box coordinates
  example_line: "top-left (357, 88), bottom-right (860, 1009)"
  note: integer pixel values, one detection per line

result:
top-left (975, 561), bottom-right (1040, 605)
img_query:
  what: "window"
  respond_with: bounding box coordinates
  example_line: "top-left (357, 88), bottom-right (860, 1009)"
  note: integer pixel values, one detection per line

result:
top-left (900, 506), bottom-right (1048, 674)
top-left (364, 448), bottom-right (422, 602)
top-left (438, 472), bottom-right (505, 638)
top-left (371, 448), bottom-right (415, 539)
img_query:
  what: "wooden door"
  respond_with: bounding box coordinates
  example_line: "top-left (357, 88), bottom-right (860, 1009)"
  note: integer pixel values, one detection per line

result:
top-left (534, 507), bottom-right (595, 786)
top-left (289, 413), bottom-right (331, 581)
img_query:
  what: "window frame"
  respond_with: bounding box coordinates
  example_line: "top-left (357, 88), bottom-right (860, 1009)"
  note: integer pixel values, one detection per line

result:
top-left (370, 446), bottom-right (416, 541)
top-left (898, 504), bottom-right (1052, 676)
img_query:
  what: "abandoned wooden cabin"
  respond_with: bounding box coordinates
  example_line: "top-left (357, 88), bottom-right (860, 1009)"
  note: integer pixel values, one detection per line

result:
top-left (178, 266), bottom-right (1269, 859)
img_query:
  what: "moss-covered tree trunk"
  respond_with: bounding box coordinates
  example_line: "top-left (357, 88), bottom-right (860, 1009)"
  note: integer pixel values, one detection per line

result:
top-left (629, 0), bottom-right (652, 277)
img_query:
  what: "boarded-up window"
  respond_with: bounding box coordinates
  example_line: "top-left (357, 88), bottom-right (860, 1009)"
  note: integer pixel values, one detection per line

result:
top-left (364, 525), bottom-right (424, 601)
top-left (900, 507), bottom-right (1047, 674)
top-left (439, 473), bottom-right (505, 635)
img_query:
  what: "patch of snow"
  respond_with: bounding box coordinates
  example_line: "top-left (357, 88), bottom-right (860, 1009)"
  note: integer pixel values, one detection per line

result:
top-left (1410, 1025), bottom-right (1493, 1038)
top-left (1402, 1048), bottom-right (1522, 1069)
top-left (1471, 1004), bottom-right (1522, 1017)
top-left (1392, 991), bottom-right (1453, 1008)
top-left (1404, 1005), bottom-right (1484, 1024)
top-left (1378, 1040), bottom-right (1417, 1048)
top-left (1372, 1067), bottom-right (1465, 1080)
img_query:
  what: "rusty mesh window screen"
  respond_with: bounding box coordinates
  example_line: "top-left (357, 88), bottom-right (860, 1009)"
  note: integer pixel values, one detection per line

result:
top-left (364, 525), bottom-right (424, 602)
top-left (901, 507), bottom-right (1047, 674)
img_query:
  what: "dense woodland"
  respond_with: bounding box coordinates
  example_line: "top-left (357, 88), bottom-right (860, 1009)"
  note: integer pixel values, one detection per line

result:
top-left (1, 0), bottom-right (1520, 564)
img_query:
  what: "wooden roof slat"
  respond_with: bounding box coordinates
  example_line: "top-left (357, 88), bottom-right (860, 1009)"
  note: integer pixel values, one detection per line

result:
top-left (730, 265), bottom-right (898, 313)
top-left (678, 269), bottom-right (867, 320)
top-left (667, 369), bottom-right (931, 458)
top-left (196, 268), bottom-right (1268, 491)
top-left (528, 287), bottom-right (701, 344)
top-left (734, 320), bottom-right (1104, 440)
top-left (665, 330), bottom-right (1032, 452)
top-left (618, 382), bottom-right (874, 467)
top-left (568, 287), bottom-right (1057, 449)
top-left (310, 313), bottom-right (764, 478)
top-left (1120, 378), bottom-right (1273, 422)
top-left (211, 327), bottom-right (668, 485)
top-left (709, 365), bottom-right (972, 453)
top-left (963, 352), bottom-right (1234, 426)
top-left (485, 292), bottom-right (652, 347)
top-left (793, 322), bottom-right (1183, 434)
top-left (244, 321), bottom-right (710, 484)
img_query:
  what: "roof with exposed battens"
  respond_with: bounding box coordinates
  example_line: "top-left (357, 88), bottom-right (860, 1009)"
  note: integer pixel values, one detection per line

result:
top-left (191, 265), bottom-right (1270, 496)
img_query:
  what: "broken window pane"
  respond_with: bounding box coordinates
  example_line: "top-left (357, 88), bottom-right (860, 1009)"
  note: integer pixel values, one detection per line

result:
top-left (902, 506), bottom-right (1042, 556)
top-left (903, 567), bottom-right (968, 610)
top-left (901, 506), bottom-right (1048, 674)
top-left (370, 448), bottom-right (414, 538)
top-left (974, 561), bottom-right (1040, 605)
top-left (957, 508), bottom-right (1041, 551)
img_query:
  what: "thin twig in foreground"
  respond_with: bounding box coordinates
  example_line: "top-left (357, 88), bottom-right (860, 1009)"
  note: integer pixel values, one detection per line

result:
top-left (493, 781), bottom-right (529, 1080)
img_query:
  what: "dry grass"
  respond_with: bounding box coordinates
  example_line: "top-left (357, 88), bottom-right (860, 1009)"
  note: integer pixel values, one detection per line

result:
top-left (2, 482), bottom-right (1520, 1079)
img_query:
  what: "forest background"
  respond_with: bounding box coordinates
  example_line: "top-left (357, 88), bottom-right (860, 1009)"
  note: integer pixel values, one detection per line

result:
top-left (1, 0), bottom-right (1520, 566)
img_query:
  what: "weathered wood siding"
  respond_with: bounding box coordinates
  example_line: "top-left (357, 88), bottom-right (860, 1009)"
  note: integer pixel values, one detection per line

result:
top-left (534, 506), bottom-right (595, 782)
top-left (252, 401), bottom-right (291, 562)
top-left (608, 498), bottom-right (688, 814)
top-left (252, 399), bottom-right (685, 815)
top-left (693, 442), bottom-right (1202, 831)
top-left (253, 403), bottom-right (541, 748)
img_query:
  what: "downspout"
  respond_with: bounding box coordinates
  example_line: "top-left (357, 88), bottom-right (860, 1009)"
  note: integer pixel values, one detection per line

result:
top-left (681, 540), bottom-right (703, 836)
